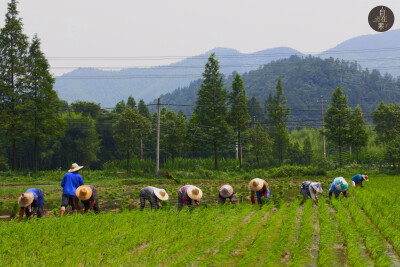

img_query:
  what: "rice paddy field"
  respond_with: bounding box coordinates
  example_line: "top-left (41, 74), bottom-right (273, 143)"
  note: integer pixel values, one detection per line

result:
top-left (1, 175), bottom-right (400, 266)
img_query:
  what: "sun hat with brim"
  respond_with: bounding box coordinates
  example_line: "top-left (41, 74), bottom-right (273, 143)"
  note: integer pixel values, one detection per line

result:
top-left (311, 182), bottom-right (323, 193)
top-left (154, 188), bottom-right (169, 201)
top-left (219, 185), bottom-right (234, 198)
top-left (249, 178), bottom-right (264, 191)
top-left (18, 192), bottom-right (34, 207)
top-left (68, 163), bottom-right (83, 172)
top-left (363, 175), bottom-right (369, 182)
top-left (76, 185), bottom-right (93, 200)
top-left (187, 186), bottom-right (203, 200)
top-left (334, 177), bottom-right (348, 191)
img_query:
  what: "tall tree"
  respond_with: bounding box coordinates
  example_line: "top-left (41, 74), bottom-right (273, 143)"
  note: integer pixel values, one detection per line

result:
top-left (114, 107), bottom-right (151, 173)
top-left (349, 105), bottom-right (368, 160)
top-left (227, 73), bottom-right (250, 168)
top-left (160, 108), bottom-right (186, 163)
top-left (371, 102), bottom-right (400, 144)
top-left (71, 101), bottom-right (102, 119)
top-left (138, 99), bottom-right (151, 159)
top-left (302, 137), bottom-right (313, 166)
top-left (114, 100), bottom-right (126, 114)
top-left (0, 0), bottom-right (29, 170)
top-left (247, 96), bottom-right (264, 124)
top-left (126, 96), bottom-right (136, 109)
top-left (324, 85), bottom-right (351, 167)
top-left (24, 35), bottom-right (65, 172)
top-left (265, 78), bottom-right (290, 165)
top-left (247, 124), bottom-right (272, 167)
top-left (194, 53), bottom-right (229, 169)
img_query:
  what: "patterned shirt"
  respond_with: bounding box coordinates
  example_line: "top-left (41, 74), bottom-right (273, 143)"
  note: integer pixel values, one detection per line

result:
top-left (140, 186), bottom-right (160, 209)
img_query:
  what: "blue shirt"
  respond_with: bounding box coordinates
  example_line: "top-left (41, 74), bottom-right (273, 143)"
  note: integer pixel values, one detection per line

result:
top-left (351, 174), bottom-right (363, 184)
top-left (61, 172), bottom-right (84, 196)
top-left (329, 181), bottom-right (345, 195)
top-left (25, 188), bottom-right (44, 207)
top-left (256, 188), bottom-right (270, 200)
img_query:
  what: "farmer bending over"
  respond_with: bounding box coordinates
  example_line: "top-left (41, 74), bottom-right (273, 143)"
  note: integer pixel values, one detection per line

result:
top-left (218, 184), bottom-right (235, 204)
top-left (351, 174), bottom-right (368, 187)
top-left (18, 188), bottom-right (44, 222)
top-left (60, 163), bottom-right (84, 216)
top-left (139, 186), bottom-right (169, 210)
top-left (329, 177), bottom-right (348, 199)
top-left (300, 181), bottom-right (323, 205)
top-left (76, 185), bottom-right (100, 213)
top-left (250, 178), bottom-right (270, 205)
top-left (178, 185), bottom-right (202, 209)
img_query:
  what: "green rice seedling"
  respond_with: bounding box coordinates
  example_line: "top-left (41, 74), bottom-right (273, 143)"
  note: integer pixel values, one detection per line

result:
top-left (260, 202), bottom-right (301, 266)
top-left (237, 203), bottom-right (290, 265)
top-left (342, 200), bottom-right (393, 266)
top-left (330, 200), bottom-right (371, 266)
top-left (317, 199), bottom-right (340, 267)
top-left (289, 200), bottom-right (315, 266)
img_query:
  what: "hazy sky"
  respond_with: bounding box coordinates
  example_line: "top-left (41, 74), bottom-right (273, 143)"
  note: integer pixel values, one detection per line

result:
top-left (1, 0), bottom-right (399, 76)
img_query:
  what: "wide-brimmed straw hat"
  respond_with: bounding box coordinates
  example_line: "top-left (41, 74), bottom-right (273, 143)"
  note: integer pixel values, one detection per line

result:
top-left (68, 163), bottom-right (83, 172)
top-left (154, 188), bottom-right (169, 201)
top-left (18, 192), bottom-right (34, 207)
top-left (363, 175), bottom-right (369, 181)
top-left (249, 178), bottom-right (266, 191)
top-left (311, 182), bottom-right (323, 193)
top-left (334, 177), bottom-right (348, 191)
top-left (187, 186), bottom-right (203, 200)
top-left (219, 185), bottom-right (234, 198)
top-left (76, 185), bottom-right (93, 200)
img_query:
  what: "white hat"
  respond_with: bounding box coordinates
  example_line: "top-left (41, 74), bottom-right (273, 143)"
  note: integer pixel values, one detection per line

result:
top-left (219, 185), bottom-right (234, 198)
top-left (249, 178), bottom-right (266, 191)
top-left (311, 182), bottom-right (323, 193)
top-left (187, 186), bottom-right (203, 200)
top-left (69, 163), bottom-right (83, 172)
top-left (18, 192), bottom-right (34, 207)
top-left (154, 188), bottom-right (169, 201)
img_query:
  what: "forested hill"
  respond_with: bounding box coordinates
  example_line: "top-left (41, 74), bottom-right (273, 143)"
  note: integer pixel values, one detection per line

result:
top-left (151, 56), bottom-right (400, 122)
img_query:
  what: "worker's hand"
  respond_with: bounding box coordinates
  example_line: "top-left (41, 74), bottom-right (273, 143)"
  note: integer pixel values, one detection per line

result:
top-left (228, 201), bottom-right (232, 205)
top-left (28, 214), bottom-right (34, 219)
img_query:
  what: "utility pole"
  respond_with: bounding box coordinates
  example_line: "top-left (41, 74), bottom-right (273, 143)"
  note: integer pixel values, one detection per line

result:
top-left (318, 95), bottom-right (327, 159)
top-left (156, 98), bottom-right (160, 177)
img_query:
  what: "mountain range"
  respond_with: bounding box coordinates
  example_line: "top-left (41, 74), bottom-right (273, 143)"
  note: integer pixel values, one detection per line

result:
top-left (54, 29), bottom-right (400, 108)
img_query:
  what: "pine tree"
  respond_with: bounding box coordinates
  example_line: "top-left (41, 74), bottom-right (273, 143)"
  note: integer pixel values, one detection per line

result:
top-left (265, 78), bottom-right (290, 165)
top-left (194, 53), bottom-right (229, 169)
top-left (126, 96), bottom-right (136, 109)
top-left (228, 73), bottom-right (250, 168)
top-left (138, 99), bottom-right (151, 159)
top-left (324, 86), bottom-right (351, 167)
top-left (247, 96), bottom-right (264, 125)
top-left (303, 137), bottom-right (313, 166)
top-left (0, 0), bottom-right (29, 170)
top-left (349, 105), bottom-right (368, 161)
top-left (24, 35), bottom-right (65, 172)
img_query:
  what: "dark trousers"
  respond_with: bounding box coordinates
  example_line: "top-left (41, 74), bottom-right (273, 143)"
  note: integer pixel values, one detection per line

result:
top-left (25, 206), bottom-right (43, 218)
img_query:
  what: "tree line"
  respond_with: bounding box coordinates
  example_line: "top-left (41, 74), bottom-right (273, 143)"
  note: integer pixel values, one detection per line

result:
top-left (0, 0), bottom-right (399, 173)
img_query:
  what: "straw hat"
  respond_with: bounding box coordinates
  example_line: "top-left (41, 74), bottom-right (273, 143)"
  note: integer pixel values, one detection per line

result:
top-left (68, 163), bottom-right (83, 172)
top-left (249, 178), bottom-right (266, 191)
top-left (187, 186), bottom-right (203, 200)
top-left (154, 188), bottom-right (169, 201)
top-left (219, 185), bottom-right (234, 198)
top-left (334, 177), bottom-right (348, 191)
top-left (362, 175), bottom-right (369, 181)
top-left (76, 185), bottom-right (93, 200)
top-left (18, 192), bottom-right (34, 207)
top-left (311, 182), bottom-right (323, 193)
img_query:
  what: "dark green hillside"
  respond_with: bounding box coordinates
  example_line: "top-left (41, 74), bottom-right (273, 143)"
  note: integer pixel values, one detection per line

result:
top-left (152, 56), bottom-right (400, 122)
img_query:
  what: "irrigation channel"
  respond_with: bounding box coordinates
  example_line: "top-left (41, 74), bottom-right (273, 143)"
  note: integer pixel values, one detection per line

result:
top-left (1, 176), bottom-right (400, 266)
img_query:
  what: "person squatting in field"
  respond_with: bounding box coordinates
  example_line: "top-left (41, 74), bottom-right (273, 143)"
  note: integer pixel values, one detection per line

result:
top-left (300, 181), bottom-right (323, 205)
top-left (329, 177), bottom-right (348, 199)
top-left (139, 186), bottom-right (169, 210)
top-left (218, 184), bottom-right (235, 204)
top-left (178, 185), bottom-right (203, 209)
top-left (76, 185), bottom-right (100, 213)
top-left (18, 188), bottom-right (44, 222)
top-left (250, 178), bottom-right (270, 205)
top-left (60, 163), bottom-right (84, 216)
top-left (351, 174), bottom-right (369, 187)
